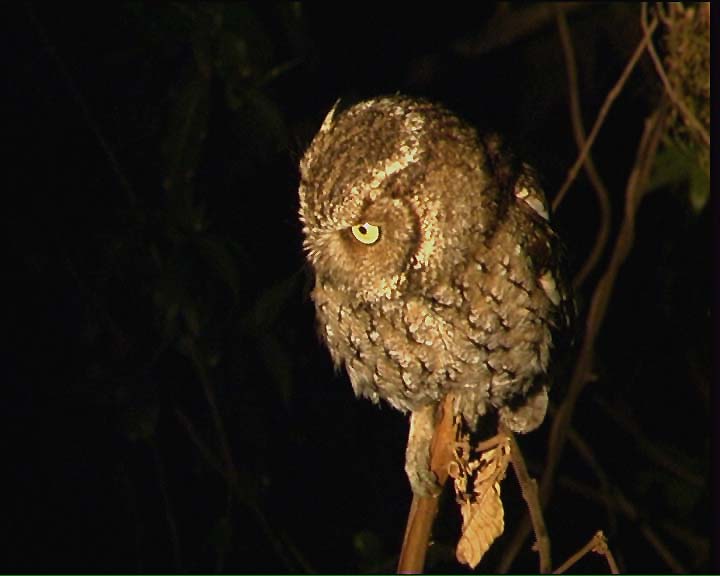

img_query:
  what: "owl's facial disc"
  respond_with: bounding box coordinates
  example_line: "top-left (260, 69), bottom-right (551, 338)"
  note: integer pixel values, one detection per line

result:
top-left (307, 198), bottom-right (418, 301)
top-left (351, 223), bottom-right (381, 245)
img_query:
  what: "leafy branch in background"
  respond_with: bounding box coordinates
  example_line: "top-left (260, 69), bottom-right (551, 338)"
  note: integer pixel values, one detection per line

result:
top-left (131, 4), bottom-right (308, 571)
top-left (496, 3), bottom-right (708, 573)
top-left (33, 3), bottom-right (309, 571)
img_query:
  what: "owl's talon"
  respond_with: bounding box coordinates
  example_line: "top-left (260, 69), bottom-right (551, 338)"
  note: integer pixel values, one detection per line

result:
top-left (405, 405), bottom-right (441, 496)
top-left (406, 463), bottom-right (442, 497)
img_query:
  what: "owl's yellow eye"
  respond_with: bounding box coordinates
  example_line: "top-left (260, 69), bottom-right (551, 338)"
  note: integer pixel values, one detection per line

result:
top-left (351, 222), bottom-right (381, 245)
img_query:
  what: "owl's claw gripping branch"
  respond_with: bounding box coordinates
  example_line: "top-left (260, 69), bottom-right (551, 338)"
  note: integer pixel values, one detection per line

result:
top-left (405, 404), bottom-right (442, 497)
top-left (398, 395), bottom-right (457, 574)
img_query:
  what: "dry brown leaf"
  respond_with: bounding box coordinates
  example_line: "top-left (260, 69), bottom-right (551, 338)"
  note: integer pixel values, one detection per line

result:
top-left (450, 433), bottom-right (511, 569)
top-left (456, 480), bottom-right (504, 568)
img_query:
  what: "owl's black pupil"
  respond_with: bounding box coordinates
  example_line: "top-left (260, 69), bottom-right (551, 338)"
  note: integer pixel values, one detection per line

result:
top-left (359, 225), bottom-right (367, 235)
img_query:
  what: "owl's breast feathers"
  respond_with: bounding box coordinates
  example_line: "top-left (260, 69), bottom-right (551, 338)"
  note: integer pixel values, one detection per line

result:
top-left (312, 196), bottom-right (567, 427)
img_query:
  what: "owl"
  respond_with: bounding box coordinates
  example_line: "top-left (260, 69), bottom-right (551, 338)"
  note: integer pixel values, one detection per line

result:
top-left (299, 95), bottom-right (570, 496)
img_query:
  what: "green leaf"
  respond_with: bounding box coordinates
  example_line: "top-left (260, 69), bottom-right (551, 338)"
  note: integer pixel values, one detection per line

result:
top-left (647, 142), bottom-right (693, 192)
top-left (689, 157), bottom-right (710, 213)
top-left (648, 141), bottom-right (710, 213)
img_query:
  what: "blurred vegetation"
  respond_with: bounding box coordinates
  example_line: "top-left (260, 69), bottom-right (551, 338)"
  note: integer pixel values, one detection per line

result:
top-left (5, 2), bottom-right (710, 573)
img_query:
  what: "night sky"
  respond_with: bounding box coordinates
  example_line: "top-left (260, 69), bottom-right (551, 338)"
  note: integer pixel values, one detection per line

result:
top-left (3, 3), bottom-right (712, 573)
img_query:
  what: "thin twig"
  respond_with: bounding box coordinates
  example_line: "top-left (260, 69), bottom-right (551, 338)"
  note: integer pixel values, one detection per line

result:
top-left (557, 476), bottom-right (688, 573)
top-left (601, 538), bottom-right (620, 574)
top-left (544, 96), bottom-right (670, 511)
top-left (501, 425), bottom-right (551, 573)
top-left (499, 99), bottom-right (670, 573)
top-left (175, 408), bottom-right (225, 474)
top-left (554, 406), bottom-right (618, 536)
top-left (553, 531), bottom-right (619, 574)
top-left (552, 14), bottom-right (658, 212)
top-left (187, 338), bottom-right (238, 511)
top-left (496, 513), bottom-right (533, 573)
top-left (397, 395), bottom-right (456, 574)
top-left (641, 3), bottom-right (710, 148)
top-left (190, 327), bottom-right (313, 576)
top-left (554, 6), bottom-right (612, 289)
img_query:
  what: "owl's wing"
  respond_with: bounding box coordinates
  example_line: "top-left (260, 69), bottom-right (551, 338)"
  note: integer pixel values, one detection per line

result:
top-left (514, 163), bottom-right (550, 222)
top-left (477, 150), bottom-right (573, 433)
top-left (513, 163), bottom-right (575, 333)
top-left (505, 166), bottom-right (575, 433)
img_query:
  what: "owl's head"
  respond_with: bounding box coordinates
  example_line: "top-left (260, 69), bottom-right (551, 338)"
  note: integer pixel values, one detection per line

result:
top-left (299, 96), bottom-right (503, 302)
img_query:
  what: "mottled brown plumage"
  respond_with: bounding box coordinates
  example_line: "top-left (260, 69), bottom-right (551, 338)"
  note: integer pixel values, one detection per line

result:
top-left (299, 96), bottom-right (570, 495)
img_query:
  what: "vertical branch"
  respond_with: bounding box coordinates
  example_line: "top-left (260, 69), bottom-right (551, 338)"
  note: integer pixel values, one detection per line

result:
top-left (397, 395), bottom-right (456, 574)
top-left (501, 425), bottom-right (552, 573)
top-left (397, 497), bottom-right (441, 574)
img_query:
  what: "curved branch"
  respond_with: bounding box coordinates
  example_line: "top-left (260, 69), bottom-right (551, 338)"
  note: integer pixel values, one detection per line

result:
top-left (499, 99), bottom-right (670, 572)
top-left (543, 96), bottom-right (670, 515)
top-left (553, 531), bottom-right (619, 574)
top-left (554, 6), bottom-right (612, 289)
top-left (502, 425), bottom-right (552, 573)
top-left (552, 13), bottom-right (658, 212)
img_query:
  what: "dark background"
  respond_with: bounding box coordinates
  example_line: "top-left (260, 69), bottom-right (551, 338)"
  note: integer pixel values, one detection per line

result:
top-left (3, 3), bottom-right (711, 573)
